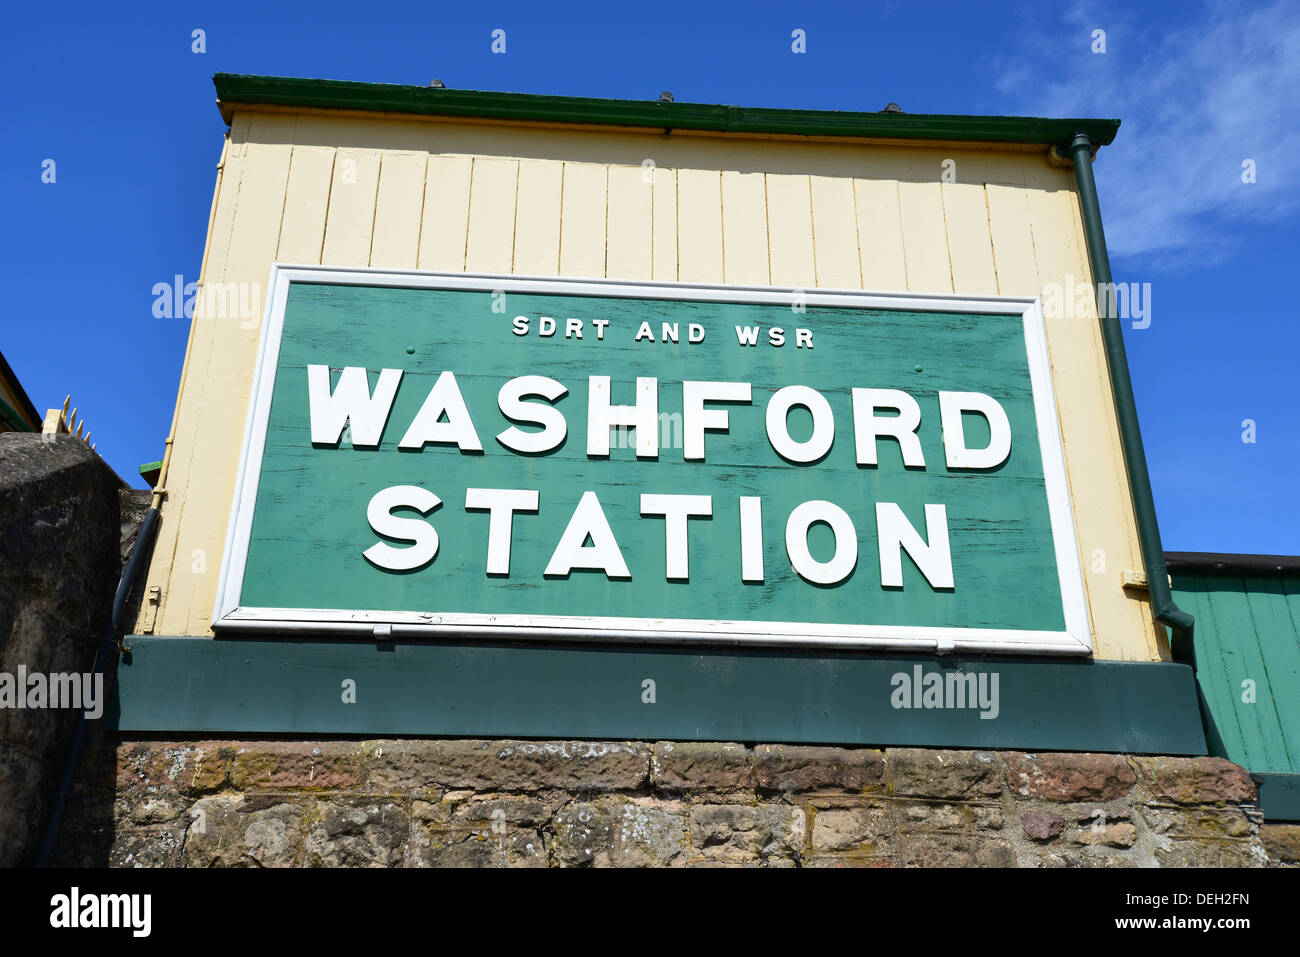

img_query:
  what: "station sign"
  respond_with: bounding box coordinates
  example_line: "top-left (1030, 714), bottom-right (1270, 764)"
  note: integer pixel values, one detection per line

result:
top-left (213, 267), bottom-right (1090, 655)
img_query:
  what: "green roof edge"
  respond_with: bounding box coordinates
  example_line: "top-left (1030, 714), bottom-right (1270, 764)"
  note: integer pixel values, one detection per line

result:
top-left (213, 74), bottom-right (1120, 149)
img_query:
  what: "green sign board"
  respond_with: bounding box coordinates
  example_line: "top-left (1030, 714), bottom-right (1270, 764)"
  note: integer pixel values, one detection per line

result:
top-left (214, 267), bottom-right (1090, 655)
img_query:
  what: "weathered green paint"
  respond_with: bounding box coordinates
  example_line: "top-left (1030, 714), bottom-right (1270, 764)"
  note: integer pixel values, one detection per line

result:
top-left (213, 73), bottom-right (1120, 149)
top-left (111, 636), bottom-right (1205, 754)
top-left (1172, 570), bottom-right (1300, 778)
top-left (235, 282), bottom-right (1068, 638)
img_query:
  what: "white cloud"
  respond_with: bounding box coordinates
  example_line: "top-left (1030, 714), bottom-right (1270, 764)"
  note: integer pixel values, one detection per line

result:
top-left (992, 0), bottom-right (1300, 270)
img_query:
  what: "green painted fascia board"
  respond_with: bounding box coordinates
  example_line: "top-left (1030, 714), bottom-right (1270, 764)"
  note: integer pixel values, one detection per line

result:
top-left (213, 74), bottom-right (1120, 149)
top-left (1254, 774), bottom-right (1300, 822)
top-left (112, 636), bottom-right (1204, 755)
top-left (138, 460), bottom-right (163, 475)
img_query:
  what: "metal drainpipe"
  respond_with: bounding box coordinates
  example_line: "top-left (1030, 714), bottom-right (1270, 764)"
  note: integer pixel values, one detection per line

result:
top-left (1066, 132), bottom-right (1195, 663)
top-left (34, 506), bottom-right (160, 867)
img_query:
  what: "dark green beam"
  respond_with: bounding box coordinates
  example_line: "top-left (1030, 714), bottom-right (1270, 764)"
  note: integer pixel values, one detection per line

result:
top-left (213, 74), bottom-right (1120, 149)
top-left (112, 636), bottom-right (1204, 755)
top-left (1254, 774), bottom-right (1300, 822)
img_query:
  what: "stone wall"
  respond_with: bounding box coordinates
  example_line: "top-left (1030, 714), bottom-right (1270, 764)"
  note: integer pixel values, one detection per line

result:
top-left (0, 434), bottom-right (127, 865)
top-left (56, 738), bottom-right (1291, 867)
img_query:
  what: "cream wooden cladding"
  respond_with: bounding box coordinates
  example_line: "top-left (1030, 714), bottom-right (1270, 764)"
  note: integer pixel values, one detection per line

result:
top-left (141, 109), bottom-right (1162, 661)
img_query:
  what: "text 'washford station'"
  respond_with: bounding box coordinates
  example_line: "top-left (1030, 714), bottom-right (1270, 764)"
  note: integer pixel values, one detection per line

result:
top-left (306, 319), bottom-right (1014, 590)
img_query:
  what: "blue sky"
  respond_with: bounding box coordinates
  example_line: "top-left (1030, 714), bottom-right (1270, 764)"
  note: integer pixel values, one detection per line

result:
top-left (2, 0), bottom-right (1296, 553)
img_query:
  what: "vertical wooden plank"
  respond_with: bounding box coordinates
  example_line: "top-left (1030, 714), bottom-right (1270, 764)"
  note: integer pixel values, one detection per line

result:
top-left (896, 180), bottom-right (953, 293)
top-left (677, 169), bottom-right (723, 283)
top-left (321, 148), bottom-right (381, 266)
top-left (1034, 171), bottom-right (1097, 317)
top-left (208, 135), bottom-right (291, 331)
top-left (853, 178), bottom-right (907, 292)
top-left (652, 166), bottom-right (678, 282)
top-left (369, 152), bottom-right (427, 269)
top-left (558, 162), bottom-right (607, 278)
top-left (810, 175), bottom-right (861, 289)
top-left (606, 164), bottom-right (653, 280)
top-left (276, 146), bottom-right (335, 265)
top-left (1024, 179), bottom-right (1148, 661)
top-left (721, 170), bottom-right (769, 285)
top-left (766, 173), bottom-right (816, 289)
top-left (512, 158), bottom-right (563, 275)
top-left (465, 157), bottom-right (518, 274)
top-left (941, 182), bottom-right (998, 295)
top-left (418, 154), bottom-right (473, 272)
top-left (984, 182), bottom-right (1040, 297)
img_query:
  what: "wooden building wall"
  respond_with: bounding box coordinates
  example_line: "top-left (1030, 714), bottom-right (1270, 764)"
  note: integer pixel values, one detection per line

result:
top-left (138, 107), bottom-right (1165, 661)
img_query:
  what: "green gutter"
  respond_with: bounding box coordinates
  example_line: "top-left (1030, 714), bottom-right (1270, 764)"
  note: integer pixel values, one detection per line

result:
top-left (1067, 133), bottom-right (1195, 661)
top-left (213, 74), bottom-right (1120, 149)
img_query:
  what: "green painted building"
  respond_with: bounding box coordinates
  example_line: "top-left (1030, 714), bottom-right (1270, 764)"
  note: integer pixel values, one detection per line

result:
top-left (1171, 553), bottom-right (1300, 821)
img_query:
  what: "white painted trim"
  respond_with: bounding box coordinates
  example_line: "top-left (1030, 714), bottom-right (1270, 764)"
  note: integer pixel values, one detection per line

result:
top-left (213, 265), bottom-right (1093, 656)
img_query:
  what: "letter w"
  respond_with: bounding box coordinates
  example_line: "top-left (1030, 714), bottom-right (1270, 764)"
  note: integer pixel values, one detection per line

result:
top-left (734, 326), bottom-right (761, 346)
top-left (307, 365), bottom-right (402, 448)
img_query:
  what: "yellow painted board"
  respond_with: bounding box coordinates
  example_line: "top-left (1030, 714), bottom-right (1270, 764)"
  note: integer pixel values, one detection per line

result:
top-left (158, 130), bottom-right (293, 633)
top-left (721, 170), bottom-right (770, 286)
top-left (139, 124), bottom-right (245, 635)
top-left (810, 175), bottom-right (862, 289)
top-left (417, 154), bottom-right (473, 272)
top-left (321, 148), bottom-right (381, 266)
top-left (651, 166), bottom-right (678, 282)
top-left (465, 157), bottom-right (519, 275)
top-left (983, 182), bottom-right (1040, 297)
top-left (370, 152), bottom-right (428, 269)
top-left (897, 180), bottom-right (953, 294)
top-left (1023, 180), bottom-right (1156, 660)
top-left (512, 158), bottom-right (563, 276)
top-left (276, 146), bottom-right (335, 265)
top-left (606, 164), bottom-right (653, 281)
top-left (558, 162), bottom-right (607, 278)
top-left (766, 174), bottom-right (817, 290)
top-left (853, 178), bottom-right (907, 292)
top-left (677, 169), bottom-right (723, 283)
top-left (941, 182), bottom-right (999, 296)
